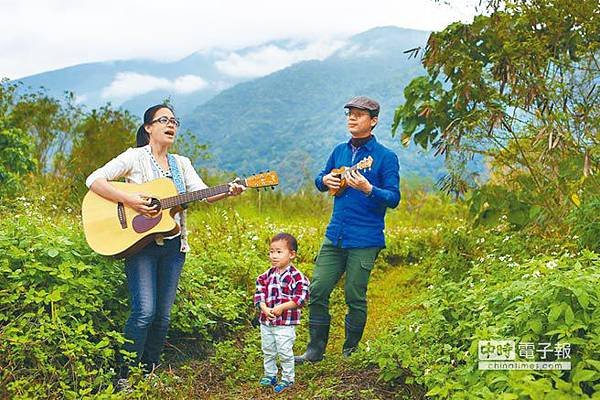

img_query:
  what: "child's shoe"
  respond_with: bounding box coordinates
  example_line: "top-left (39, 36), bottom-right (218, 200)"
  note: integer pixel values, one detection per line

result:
top-left (259, 375), bottom-right (277, 387)
top-left (274, 380), bottom-right (293, 394)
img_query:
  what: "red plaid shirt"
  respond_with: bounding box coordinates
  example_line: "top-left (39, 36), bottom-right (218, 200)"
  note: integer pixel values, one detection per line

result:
top-left (254, 264), bottom-right (309, 326)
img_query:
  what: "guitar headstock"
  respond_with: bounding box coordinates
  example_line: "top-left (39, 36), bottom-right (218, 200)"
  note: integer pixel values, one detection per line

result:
top-left (239, 171), bottom-right (279, 189)
top-left (357, 156), bottom-right (374, 170)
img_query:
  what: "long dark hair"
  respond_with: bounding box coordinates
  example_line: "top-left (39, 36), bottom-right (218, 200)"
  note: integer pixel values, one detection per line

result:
top-left (136, 104), bottom-right (175, 147)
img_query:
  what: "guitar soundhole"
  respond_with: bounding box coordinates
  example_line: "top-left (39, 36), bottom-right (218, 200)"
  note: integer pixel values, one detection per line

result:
top-left (148, 197), bottom-right (162, 212)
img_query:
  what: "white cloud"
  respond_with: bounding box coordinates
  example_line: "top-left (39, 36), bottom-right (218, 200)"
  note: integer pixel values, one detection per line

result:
top-left (101, 73), bottom-right (208, 101)
top-left (215, 40), bottom-right (345, 78)
top-left (173, 75), bottom-right (209, 94)
top-left (1, 0), bottom-right (477, 79)
top-left (335, 44), bottom-right (380, 59)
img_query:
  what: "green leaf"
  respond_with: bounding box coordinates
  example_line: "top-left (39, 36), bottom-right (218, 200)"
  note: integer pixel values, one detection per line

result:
top-left (47, 249), bottom-right (59, 258)
top-left (564, 304), bottom-right (574, 325)
top-left (573, 289), bottom-right (589, 308)
top-left (47, 289), bottom-right (62, 302)
top-left (586, 360), bottom-right (600, 371)
top-left (548, 304), bottom-right (563, 322)
top-left (402, 116), bottom-right (419, 136)
top-left (572, 369), bottom-right (600, 384)
top-left (413, 129), bottom-right (429, 149)
top-left (527, 318), bottom-right (543, 334)
top-left (95, 338), bottom-right (110, 349)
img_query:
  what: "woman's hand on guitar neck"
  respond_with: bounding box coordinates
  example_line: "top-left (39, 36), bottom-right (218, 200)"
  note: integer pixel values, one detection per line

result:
top-left (228, 182), bottom-right (246, 196)
top-left (124, 192), bottom-right (160, 217)
top-left (323, 172), bottom-right (341, 190)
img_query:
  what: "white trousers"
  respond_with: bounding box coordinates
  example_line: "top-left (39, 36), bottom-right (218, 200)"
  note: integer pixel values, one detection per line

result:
top-left (260, 324), bottom-right (296, 382)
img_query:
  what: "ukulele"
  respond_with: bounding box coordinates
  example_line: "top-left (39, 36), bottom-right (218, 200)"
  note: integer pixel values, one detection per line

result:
top-left (81, 172), bottom-right (278, 258)
top-left (328, 156), bottom-right (374, 196)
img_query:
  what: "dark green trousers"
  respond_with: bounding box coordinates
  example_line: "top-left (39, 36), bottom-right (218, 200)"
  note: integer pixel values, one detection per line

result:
top-left (308, 237), bottom-right (381, 333)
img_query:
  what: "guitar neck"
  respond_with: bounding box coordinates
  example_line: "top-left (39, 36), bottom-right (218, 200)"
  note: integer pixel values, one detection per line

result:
top-left (342, 163), bottom-right (361, 177)
top-left (161, 183), bottom-right (231, 209)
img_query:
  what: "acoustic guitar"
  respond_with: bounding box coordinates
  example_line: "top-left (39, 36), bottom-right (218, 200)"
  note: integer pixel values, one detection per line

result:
top-left (81, 172), bottom-right (279, 258)
top-left (328, 156), bottom-right (374, 196)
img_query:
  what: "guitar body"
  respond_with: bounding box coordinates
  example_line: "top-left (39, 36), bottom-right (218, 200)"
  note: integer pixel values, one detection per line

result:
top-left (81, 171), bottom-right (280, 258)
top-left (81, 178), bottom-right (180, 258)
top-left (328, 167), bottom-right (349, 197)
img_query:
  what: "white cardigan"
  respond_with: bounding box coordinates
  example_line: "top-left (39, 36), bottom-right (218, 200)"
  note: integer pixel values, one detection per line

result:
top-left (86, 145), bottom-right (208, 252)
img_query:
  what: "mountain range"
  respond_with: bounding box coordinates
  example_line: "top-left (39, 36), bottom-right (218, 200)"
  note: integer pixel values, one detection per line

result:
top-left (14, 26), bottom-right (461, 190)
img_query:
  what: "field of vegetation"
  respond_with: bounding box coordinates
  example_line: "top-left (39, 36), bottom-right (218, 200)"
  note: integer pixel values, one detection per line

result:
top-left (1, 179), bottom-right (599, 399)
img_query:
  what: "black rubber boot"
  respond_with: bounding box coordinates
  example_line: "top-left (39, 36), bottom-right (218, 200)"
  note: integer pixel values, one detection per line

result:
top-left (294, 323), bottom-right (330, 364)
top-left (342, 325), bottom-right (365, 357)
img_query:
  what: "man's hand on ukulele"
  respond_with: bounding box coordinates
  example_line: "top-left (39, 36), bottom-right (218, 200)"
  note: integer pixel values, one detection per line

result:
top-left (346, 170), bottom-right (373, 195)
top-left (126, 193), bottom-right (160, 217)
top-left (323, 172), bottom-right (341, 190)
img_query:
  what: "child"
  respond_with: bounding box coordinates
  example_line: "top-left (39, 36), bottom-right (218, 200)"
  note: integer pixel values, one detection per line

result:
top-left (254, 233), bottom-right (310, 394)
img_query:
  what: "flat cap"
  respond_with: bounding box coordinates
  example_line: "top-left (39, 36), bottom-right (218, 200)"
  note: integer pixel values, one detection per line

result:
top-left (344, 96), bottom-right (380, 116)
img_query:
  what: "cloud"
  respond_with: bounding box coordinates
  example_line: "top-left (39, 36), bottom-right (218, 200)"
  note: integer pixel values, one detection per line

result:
top-left (2, 1), bottom-right (476, 78)
top-left (173, 75), bottom-right (209, 94)
top-left (101, 73), bottom-right (208, 101)
top-left (215, 40), bottom-right (345, 78)
top-left (335, 44), bottom-right (380, 59)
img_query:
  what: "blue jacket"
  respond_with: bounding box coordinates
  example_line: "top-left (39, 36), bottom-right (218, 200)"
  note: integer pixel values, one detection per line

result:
top-left (315, 136), bottom-right (400, 248)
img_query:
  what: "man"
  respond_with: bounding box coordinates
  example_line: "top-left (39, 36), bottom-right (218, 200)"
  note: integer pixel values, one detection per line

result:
top-left (296, 96), bottom-right (401, 363)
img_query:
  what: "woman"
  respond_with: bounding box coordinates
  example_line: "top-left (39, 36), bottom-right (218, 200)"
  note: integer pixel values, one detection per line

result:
top-left (85, 104), bottom-right (244, 382)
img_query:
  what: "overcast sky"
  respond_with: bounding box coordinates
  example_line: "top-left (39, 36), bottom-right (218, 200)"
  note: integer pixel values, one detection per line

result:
top-left (1, 0), bottom-right (477, 79)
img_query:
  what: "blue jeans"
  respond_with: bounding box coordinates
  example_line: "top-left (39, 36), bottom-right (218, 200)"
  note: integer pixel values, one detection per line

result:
top-left (122, 236), bottom-right (185, 370)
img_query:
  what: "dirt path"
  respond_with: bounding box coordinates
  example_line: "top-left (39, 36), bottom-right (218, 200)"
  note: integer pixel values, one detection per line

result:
top-left (182, 263), bottom-right (425, 400)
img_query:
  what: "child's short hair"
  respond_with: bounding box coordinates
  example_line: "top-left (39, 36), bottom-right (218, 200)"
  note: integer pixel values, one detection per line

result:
top-left (271, 232), bottom-right (298, 252)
